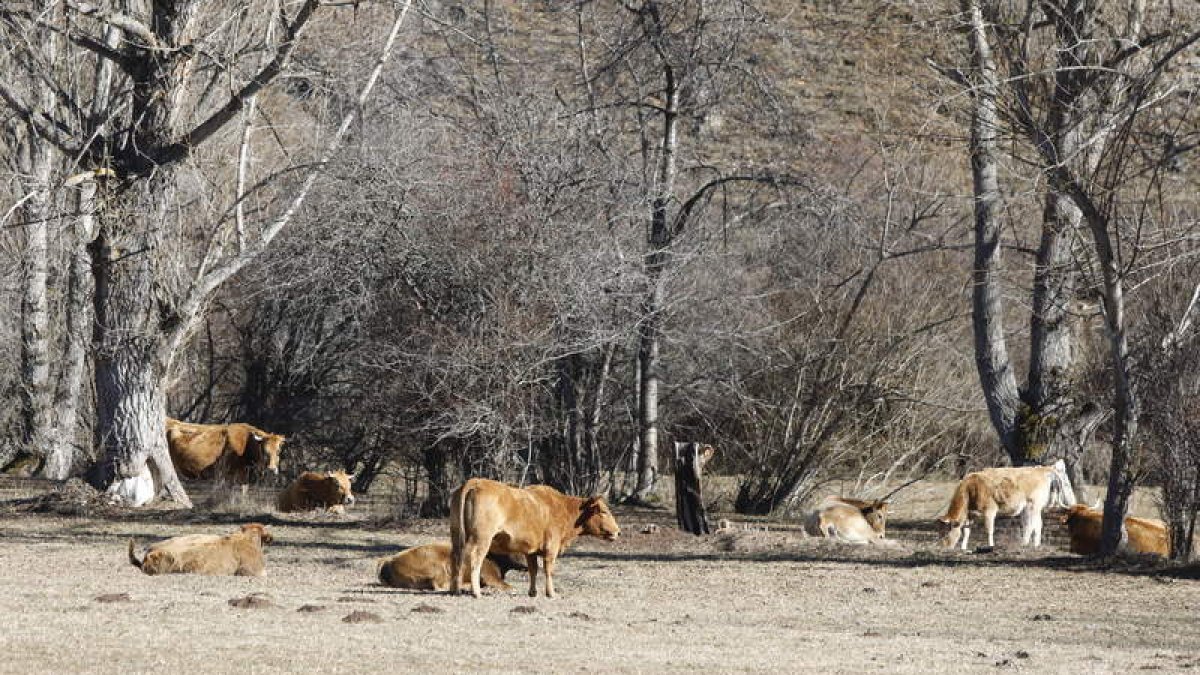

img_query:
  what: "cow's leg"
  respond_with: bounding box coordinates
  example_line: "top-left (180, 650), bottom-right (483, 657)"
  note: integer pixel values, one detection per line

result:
top-left (450, 542), bottom-right (464, 595)
top-left (542, 551), bottom-right (557, 598)
top-left (526, 554), bottom-right (540, 598)
top-left (1018, 506), bottom-right (1033, 546)
top-left (1030, 508), bottom-right (1043, 547)
top-left (984, 509), bottom-right (997, 547)
top-left (960, 523), bottom-right (971, 551)
top-left (466, 542), bottom-right (487, 598)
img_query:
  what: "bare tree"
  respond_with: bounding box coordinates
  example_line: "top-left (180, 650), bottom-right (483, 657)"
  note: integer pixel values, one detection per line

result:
top-left (0, 0), bottom-right (413, 504)
top-left (947, 0), bottom-right (1200, 552)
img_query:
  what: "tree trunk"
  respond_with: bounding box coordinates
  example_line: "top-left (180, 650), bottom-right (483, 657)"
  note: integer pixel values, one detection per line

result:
top-left (962, 0), bottom-right (1021, 459)
top-left (674, 441), bottom-right (714, 535)
top-left (16, 147), bottom-right (54, 471)
top-left (635, 267), bottom-right (665, 502)
top-left (42, 180), bottom-right (98, 480)
top-left (634, 43), bottom-right (680, 503)
top-left (89, 177), bottom-right (191, 506)
top-left (420, 445), bottom-right (451, 518)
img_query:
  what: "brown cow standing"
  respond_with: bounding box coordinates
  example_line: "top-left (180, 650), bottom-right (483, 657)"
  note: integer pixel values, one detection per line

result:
top-left (450, 478), bottom-right (620, 599)
top-left (377, 542), bottom-right (524, 592)
top-left (277, 470), bottom-right (355, 512)
top-left (128, 523), bottom-right (273, 576)
top-left (166, 418), bottom-right (284, 484)
top-left (1061, 504), bottom-right (1170, 557)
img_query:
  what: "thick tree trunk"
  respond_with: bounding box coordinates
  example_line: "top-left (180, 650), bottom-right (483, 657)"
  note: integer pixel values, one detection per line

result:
top-left (962, 0), bottom-right (1021, 459)
top-left (90, 177), bottom-right (191, 506)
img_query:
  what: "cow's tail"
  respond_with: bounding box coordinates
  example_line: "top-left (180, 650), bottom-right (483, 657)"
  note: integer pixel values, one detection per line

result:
top-left (127, 539), bottom-right (143, 570)
top-left (450, 480), bottom-right (474, 584)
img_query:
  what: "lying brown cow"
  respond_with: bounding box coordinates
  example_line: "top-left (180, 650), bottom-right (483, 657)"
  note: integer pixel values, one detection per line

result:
top-left (128, 523), bottom-right (273, 576)
top-left (378, 542), bottom-right (524, 592)
top-left (166, 418), bottom-right (284, 484)
top-left (450, 478), bottom-right (620, 598)
top-left (277, 470), bottom-right (355, 512)
top-left (804, 496), bottom-right (889, 544)
top-left (1061, 504), bottom-right (1170, 557)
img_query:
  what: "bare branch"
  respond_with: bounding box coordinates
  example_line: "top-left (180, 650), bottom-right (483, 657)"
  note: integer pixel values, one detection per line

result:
top-left (162, 0), bottom-right (322, 163)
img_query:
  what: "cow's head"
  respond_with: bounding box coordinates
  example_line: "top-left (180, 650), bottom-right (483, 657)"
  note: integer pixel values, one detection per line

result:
top-left (577, 496), bottom-right (620, 541)
top-left (860, 500), bottom-right (889, 536)
top-left (936, 516), bottom-right (965, 548)
top-left (240, 523), bottom-right (274, 546)
top-left (250, 433), bottom-right (285, 475)
top-left (324, 470), bottom-right (356, 506)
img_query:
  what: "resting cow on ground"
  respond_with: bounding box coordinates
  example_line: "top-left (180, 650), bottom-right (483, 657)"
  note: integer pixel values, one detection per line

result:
top-left (128, 523), bottom-right (273, 576)
top-left (378, 542), bottom-right (524, 592)
top-left (450, 478), bottom-right (620, 598)
top-left (166, 418), bottom-right (284, 484)
top-left (1061, 504), bottom-right (1170, 557)
top-left (937, 459), bottom-right (1076, 550)
top-left (277, 470), bottom-right (355, 512)
top-left (804, 496), bottom-right (889, 544)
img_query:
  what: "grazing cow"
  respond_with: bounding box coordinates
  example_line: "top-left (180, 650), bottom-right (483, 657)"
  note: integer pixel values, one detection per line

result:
top-left (378, 542), bottom-right (525, 592)
top-left (277, 470), bottom-right (355, 512)
top-left (1061, 504), bottom-right (1170, 557)
top-left (937, 459), bottom-right (1076, 550)
top-left (804, 496), bottom-right (889, 544)
top-left (166, 418), bottom-right (284, 484)
top-left (450, 478), bottom-right (620, 598)
top-left (128, 523), bottom-right (273, 576)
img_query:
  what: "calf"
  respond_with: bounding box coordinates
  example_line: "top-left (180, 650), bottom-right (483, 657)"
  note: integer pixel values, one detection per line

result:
top-left (804, 496), bottom-right (889, 544)
top-left (1061, 504), bottom-right (1169, 557)
top-left (378, 542), bottom-right (524, 592)
top-left (128, 523), bottom-right (273, 576)
top-left (450, 478), bottom-right (620, 598)
top-left (277, 470), bottom-right (355, 512)
top-left (937, 459), bottom-right (1076, 550)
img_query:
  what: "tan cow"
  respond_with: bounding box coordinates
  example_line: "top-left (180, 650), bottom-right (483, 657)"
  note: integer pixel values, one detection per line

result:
top-left (277, 470), bottom-right (355, 512)
top-left (166, 418), bottom-right (285, 484)
top-left (450, 478), bottom-right (620, 598)
top-left (128, 523), bottom-right (273, 576)
top-left (1061, 504), bottom-right (1170, 557)
top-left (378, 542), bottom-right (524, 592)
top-left (804, 496), bottom-right (889, 544)
top-left (937, 459), bottom-right (1076, 550)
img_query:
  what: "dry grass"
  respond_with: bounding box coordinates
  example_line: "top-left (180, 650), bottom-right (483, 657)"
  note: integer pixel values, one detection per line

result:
top-left (1, 478), bottom-right (1197, 674)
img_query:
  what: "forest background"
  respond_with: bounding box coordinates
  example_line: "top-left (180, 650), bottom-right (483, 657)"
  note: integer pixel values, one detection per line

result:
top-left (1, 0), bottom-right (1198, 556)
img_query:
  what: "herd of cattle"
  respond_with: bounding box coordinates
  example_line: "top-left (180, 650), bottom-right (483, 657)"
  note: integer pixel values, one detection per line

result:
top-left (123, 420), bottom-right (1173, 596)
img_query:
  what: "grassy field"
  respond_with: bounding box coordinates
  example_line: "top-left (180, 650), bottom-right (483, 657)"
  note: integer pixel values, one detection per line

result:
top-left (0, 478), bottom-right (1197, 674)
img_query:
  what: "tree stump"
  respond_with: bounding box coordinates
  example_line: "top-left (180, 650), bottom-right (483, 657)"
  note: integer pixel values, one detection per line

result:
top-left (674, 442), bottom-right (715, 535)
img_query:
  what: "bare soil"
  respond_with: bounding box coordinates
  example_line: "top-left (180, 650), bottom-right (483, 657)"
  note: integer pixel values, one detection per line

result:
top-left (1, 479), bottom-right (1198, 674)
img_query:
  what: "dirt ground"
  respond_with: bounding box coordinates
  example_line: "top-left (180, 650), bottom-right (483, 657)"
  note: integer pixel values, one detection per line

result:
top-left (1, 479), bottom-right (1198, 674)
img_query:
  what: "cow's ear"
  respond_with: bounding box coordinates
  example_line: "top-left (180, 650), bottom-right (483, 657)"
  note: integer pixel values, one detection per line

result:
top-left (346, 474), bottom-right (356, 481)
